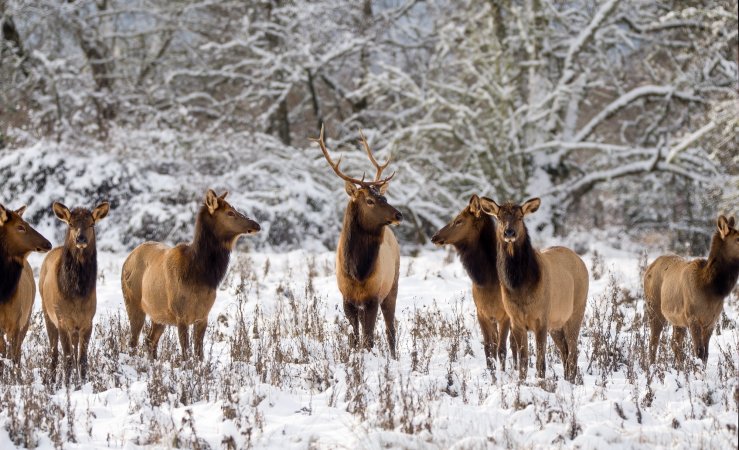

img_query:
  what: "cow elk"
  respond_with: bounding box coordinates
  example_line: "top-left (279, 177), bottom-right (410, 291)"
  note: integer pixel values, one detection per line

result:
top-left (644, 215), bottom-right (739, 365)
top-left (312, 125), bottom-right (402, 358)
top-left (121, 190), bottom-right (260, 360)
top-left (479, 198), bottom-right (588, 382)
top-left (431, 194), bottom-right (516, 371)
top-left (40, 201), bottom-right (109, 383)
top-left (0, 204), bottom-right (52, 366)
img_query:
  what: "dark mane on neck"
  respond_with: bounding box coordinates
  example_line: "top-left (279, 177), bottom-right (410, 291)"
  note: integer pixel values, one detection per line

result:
top-left (184, 206), bottom-right (232, 289)
top-left (455, 215), bottom-right (499, 287)
top-left (58, 243), bottom-right (97, 299)
top-left (0, 239), bottom-right (24, 304)
top-left (341, 201), bottom-right (383, 282)
top-left (497, 229), bottom-right (541, 292)
top-left (702, 231), bottom-right (739, 298)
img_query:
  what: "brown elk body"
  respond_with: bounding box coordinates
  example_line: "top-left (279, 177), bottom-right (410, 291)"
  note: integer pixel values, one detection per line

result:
top-left (431, 195), bottom-right (516, 370)
top-left (644, 215), bottom-right (739, 365)
top-left (0, 204), bottom-right (52, 364)
top-left (40, 202), bottom-right (109, 382)
top-left (479, 198), bottom-right (589, 381)
top-left (313, 126), bottom-right (402, 358)
top-left (121, 190), bottom-right (260, 359)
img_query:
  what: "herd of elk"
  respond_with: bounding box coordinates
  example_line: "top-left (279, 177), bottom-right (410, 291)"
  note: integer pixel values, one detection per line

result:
top-left (0, 204), bottom-right (51, 366)
top-left (1, 128), bottom-right (736, 385)
top-left (121, 190), bottom-right (261, 360)
top-left (39, 201), bottom-right (109, 382)
top-left (432, 195), bottom-right (516, 371)
top-left (644, 215), bottom-right (739, 365)
top-left (313, 125), bottom-right (402, 358)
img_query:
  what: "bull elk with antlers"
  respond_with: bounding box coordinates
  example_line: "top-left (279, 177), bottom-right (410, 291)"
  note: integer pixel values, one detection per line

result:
top-left (313, 126), bottom-right (402, 358)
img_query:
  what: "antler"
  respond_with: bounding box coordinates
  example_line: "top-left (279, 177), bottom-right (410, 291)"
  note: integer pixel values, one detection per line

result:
top-left (312, 124), bottom-right (394, 187)
top-left (358, 129), bottom-right (393, 182)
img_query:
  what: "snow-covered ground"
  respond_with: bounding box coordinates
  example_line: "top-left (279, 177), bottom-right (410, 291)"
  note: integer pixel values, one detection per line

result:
top-left (1, 246), bottom-right (737, 449)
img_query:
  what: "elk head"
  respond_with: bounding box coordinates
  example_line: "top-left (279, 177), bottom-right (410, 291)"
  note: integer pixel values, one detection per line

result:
top-left (479, 197), bottom-right (540, 244)
top-left (53, 202), bottom-right (110, 251)
top-left (717, 215), bottom-right (739, 261)
top-left (431, 194), bottom-right (487, 247)
top-left (313, 125), bottom-right (403, 230)
top-left (203, 189), bottom-right (261, 247)
top-left (0, 203), bottom-right (52, 256)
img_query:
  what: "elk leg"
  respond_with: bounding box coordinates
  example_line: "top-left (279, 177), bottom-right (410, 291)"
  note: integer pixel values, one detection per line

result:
top-left (145, 323), bottom-right (166, 359)
top-left (699, 326), bottom-right (714, 363)
top-left (342, 299), bottom-right (360, 349)
top-left (380, 291), bottom-right (398, 359)
top-left (563, 327), bottom-right (579, 383)
top-left (512, 327), bottom-right (528, 380)
top-left (671, 326), bottom-right (686, 366)
top-left (43, 313), bottom-right (60, 383)
top-left (549, 329), bottom-right (568, 374)
top-left (359, 300), bottom-right (380, 351)
top-left (127, 311), bottom-right (146, 351)
top-left (648, 308), bottom-right (666, 365)
top-left (177, 324), bottom-right (190, 360)
top-left (688, 323), bottom-right (703, 363)
top-left (193, 320), bottom-right (208, 360)
top-left (122, 272), bottom-right (146, 351)
top-left (79, 327), bottom-right (92, 381)
top-left (59, 331), bottom-right (74, 385)
top-left (477, 313), bottom-right (496, 371)
top-left (498, 317), bottom-right (511, 371)
top-left (534, 326), bottom-right (547, 379)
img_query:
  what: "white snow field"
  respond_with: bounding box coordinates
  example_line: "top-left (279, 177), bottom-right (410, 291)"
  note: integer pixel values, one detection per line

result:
top-left (1, 246), bottom-right (737, 450)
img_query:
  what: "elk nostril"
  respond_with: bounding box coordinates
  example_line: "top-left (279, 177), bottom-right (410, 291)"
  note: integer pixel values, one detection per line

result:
top-left (395, 212), bottom-right (403, 222)
top-left (504, 229), bottom-right (515, 238)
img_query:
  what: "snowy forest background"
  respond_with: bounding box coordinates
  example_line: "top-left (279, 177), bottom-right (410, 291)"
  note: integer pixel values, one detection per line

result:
top-left (1, 0), bottom-right (737, 252)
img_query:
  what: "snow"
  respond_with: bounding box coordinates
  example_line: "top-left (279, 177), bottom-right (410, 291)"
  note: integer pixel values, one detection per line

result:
top-left (2, 244), bottom-right (736, 449)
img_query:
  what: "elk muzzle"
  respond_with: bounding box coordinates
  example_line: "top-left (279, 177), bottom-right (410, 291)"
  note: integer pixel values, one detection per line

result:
top-left (388, 211), bottom-right (403, 226)
top-left (75, 234), bottom-right (88, 249)
top-left (431, 230), bottom-right (445, 246)
top-left (503, 228), bottom-right (517, 243)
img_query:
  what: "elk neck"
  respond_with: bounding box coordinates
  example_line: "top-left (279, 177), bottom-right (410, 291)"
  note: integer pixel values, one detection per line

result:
top-left (700, 231), bottom-right (739, 299)
top-left (455, 215), bottom-right (499, 287)
top-left (184, 206), bottom-right (232, 290)
top-left (341, 200), bottom-right (383, 282)
top-left (497, 228), bottom-right (541, 293)
top-left (58, 231), bottom-right (98, 299)
top-left (0, 238), bottom-right (24, 304)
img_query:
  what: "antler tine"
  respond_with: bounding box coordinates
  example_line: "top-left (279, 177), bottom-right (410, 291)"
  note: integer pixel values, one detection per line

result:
top-left (312, 124), bottom-right (390, 187)
top-left (358, 129), bottom-right (392, 182)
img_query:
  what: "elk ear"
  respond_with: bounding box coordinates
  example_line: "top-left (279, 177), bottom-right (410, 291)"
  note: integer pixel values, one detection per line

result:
top-left (92, 202), bottom-right (110, 223)
top-left (205, 189), bottom-right (220, 214)
top-left (521, 198), bottom-right (541, 216)
top-left (478, 197), bottom-right (500, 218)
top-left (0, 204), bottom-right (7, 225)
top-left (52, 202), bottom-right (71, 224)
top-left (219, 191), bottom-right (229, 200)
top-left (468, 194), bottom-right (482, 217)
top-left (729, 216), bottom-right (736, 229)
top-left (345, 181), bottom-right (359, 199)
top-left (717, 215), bottom-right (732, 239)
top-left (378, 182), bottom-right (390, 195)
top-left (15, 205), bottom-right (27, 217)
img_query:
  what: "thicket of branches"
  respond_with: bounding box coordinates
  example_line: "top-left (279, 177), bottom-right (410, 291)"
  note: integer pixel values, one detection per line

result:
top-left (1, 0), bottom-right (736, 251)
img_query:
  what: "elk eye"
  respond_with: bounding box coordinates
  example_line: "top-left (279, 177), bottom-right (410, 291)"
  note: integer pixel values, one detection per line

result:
top-left (17, 225), bottom-right (26, 233)
top-left (454, 219), bottom-right (462, 226)
top-left (366, 199), bottom-right (375, 206)
top-left (227, 211), bottom-right (236, 217)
